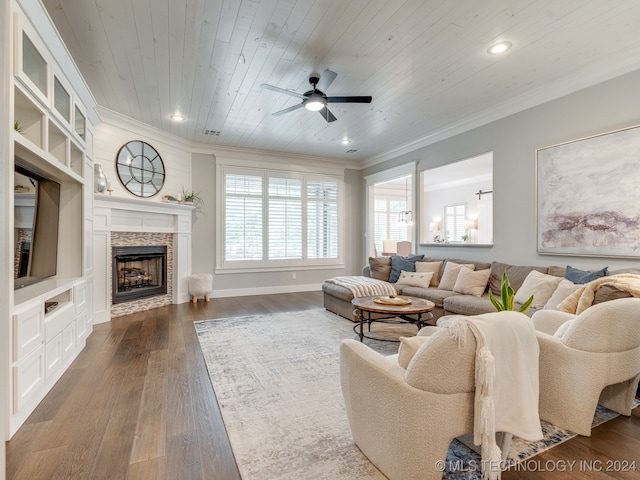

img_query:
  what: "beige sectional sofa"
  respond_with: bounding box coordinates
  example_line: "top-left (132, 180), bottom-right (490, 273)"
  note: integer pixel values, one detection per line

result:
top-left (322, 256), bottom-right (635, 323)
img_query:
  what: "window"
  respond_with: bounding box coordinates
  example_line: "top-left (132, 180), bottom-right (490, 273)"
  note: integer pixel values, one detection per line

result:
top-left (444, 204), bottom-right (466, 242)
top-left (220, 167), bottom-right (341, 269)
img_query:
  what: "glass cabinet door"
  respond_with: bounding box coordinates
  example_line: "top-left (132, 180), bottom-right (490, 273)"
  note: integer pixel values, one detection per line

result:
top-left (54, 76), bottom-right (71, 122)
top-left (22, 32), bottom-right (47, 96)
top-left (74, 106), bottom-right (86, 140)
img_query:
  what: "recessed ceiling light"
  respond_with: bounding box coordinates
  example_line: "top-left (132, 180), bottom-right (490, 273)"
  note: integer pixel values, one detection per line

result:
top-left (487, 41), bottom-right (512, 55)
top-left (170, 114), bottom-right (185, 121)
top-left (341, 138), bottom-right (351, 145)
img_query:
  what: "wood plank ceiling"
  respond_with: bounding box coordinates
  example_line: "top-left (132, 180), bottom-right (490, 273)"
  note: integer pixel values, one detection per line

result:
top-left (42, 0), bottom-right (640, 166)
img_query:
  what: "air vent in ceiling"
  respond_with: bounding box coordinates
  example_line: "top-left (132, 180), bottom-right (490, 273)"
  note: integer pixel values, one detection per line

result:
top-left (345, 149), bottom-right (359, 154)
top-left (204, 129), bottom-right (221, 136)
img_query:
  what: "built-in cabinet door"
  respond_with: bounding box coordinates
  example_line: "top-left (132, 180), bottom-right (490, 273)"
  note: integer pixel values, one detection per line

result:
top-left (13, 346), bottom-right (44, 413)
top-left (12, 304), bottom-right (43, 362)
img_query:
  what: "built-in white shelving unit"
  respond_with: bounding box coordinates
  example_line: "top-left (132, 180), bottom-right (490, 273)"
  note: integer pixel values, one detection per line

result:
top-left (3, 0), bottom-right (98, 439)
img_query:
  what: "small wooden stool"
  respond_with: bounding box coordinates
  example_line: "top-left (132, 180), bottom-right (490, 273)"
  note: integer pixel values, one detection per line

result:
top-left (188, 273), bottom-right (213, 303)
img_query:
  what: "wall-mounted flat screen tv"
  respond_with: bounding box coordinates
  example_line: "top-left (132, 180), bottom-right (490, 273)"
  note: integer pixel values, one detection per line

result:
top-left (14, 163), bottom-right (61, 289)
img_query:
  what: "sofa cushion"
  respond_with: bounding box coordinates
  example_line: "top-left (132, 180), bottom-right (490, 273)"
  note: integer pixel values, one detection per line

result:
top-left (445, 258), bottom-right (491, 271)
top-left (453, 267), bottom-right (491, 297)
top-left (547, 266), bottom-right (566, 277)
top-left (488, 262), bottom-right (549, 296)
top-left (514, 270), bottom-right (563, 310)
top-left (415, 260), bottom-right (443, 286)
top-left (565, 265), bottom-right (608, 284)
top-left (389, 255), bottom-right (425, 283)
top-left (438, 262), bottom-right (475, 290)
top-left (400, 287), bottom-right (459, 308)
top-left (544, 279), bottom-right (581, 310)
top-left (396, 271), bottom-right (433, 289)
top-left (368, 256), bottom-right (391, 281)
top-left (443, 294), bottom-right (496, 316)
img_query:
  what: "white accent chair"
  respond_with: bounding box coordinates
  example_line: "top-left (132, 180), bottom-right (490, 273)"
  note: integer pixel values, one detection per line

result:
top-left (340, 313), bottom-right (534, 480)
top-left (532, 297), bottom-right (640, 436)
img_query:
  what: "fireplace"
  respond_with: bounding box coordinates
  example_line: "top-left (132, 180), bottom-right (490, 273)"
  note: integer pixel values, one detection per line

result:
top-left (112, 245), bottom-right (167, 304)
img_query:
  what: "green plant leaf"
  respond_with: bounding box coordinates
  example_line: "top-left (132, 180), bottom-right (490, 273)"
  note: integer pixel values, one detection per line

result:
top-left (489, 289), bottom-right (505, 311)
top-left (518, 295), bottom-right (534, 313)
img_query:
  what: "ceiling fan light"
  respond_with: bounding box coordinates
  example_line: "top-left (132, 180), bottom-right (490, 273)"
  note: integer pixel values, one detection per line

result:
top-left (304, 98), bottom-right (326, 111)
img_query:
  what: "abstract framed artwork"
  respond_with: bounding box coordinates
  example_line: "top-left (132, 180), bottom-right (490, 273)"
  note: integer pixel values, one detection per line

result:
top-left (536, 124), bottom-right (640, 257)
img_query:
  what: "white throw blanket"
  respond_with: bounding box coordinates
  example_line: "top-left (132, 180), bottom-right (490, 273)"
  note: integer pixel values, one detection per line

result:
top-left (325, 276), bottom-right (397, 298)
top-left (440, 313), bottom-right (543, 480)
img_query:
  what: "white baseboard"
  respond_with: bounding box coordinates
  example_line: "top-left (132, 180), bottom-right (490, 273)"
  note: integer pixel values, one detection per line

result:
top-left (211, 283), bottom-right (322, 298)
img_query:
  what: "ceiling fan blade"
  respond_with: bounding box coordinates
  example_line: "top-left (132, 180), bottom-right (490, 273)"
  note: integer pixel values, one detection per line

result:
top-left (326, 96), bottom-right (372, 104)
top-left (318, 107), bottom-right (337, 123)
top-left (316, 69), bottom-right (338, 92)
top-left (260, 83), bottom-right (307, 100)
top-left (272, 103), bottom-right (304, 116)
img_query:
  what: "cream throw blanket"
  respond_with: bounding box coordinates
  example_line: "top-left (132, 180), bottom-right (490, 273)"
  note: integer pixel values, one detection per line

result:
top-left (558, 274), bottom-right (640, 314)
top-left (325, 276), bottom-right (397, 298)
top-left (440, 313), bottom-right (542, 480)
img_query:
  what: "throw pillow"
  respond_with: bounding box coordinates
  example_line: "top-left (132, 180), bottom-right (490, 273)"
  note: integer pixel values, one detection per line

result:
top-left (452, 268), bottom-right (491, 297)
top-left (396, 271), bottom-right (434, 289)
top-left (438, 262), bottom-right (475, 291)
top-left (514, 270), bottom-right (563, 310)
top-left (415, 260), bottom-right (443, 286)
top-left (389, 255), bottom-right (425, 283)
top-left (397, 335), bottom-right (431, 369)
top-left (544, 279), bottom-right (580, 310)
top-left (564, 265), bottom-right (608, 284)
top-left (368, 256), bottom-right (392, 281)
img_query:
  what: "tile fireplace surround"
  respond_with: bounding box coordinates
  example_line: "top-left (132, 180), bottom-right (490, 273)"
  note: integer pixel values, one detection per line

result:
top-left (93, 196), bottom-right (194, 323)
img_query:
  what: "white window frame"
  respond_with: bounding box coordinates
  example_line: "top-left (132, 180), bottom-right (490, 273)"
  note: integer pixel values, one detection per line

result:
top-left (216, 163), bottom-right (344, 273)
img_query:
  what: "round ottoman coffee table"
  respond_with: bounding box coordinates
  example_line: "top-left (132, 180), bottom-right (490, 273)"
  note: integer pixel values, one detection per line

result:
top-left (351, 296), bottom-right (435, 342)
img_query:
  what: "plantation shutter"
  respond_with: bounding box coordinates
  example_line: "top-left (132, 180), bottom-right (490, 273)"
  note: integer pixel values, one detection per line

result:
top-left (225, 173), bottom-right (263, 260)
top-left (268, 176), bottom-right (302, 259)
top-left (373, 198), bottom-right (387, 255)
top-left (444, 204), bottom-right (466, 242)
top-left (307, 179), bottom-right (338, 259)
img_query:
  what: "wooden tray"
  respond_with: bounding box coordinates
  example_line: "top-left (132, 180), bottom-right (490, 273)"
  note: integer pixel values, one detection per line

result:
top-left (373, 296), bottom-right (412, 306)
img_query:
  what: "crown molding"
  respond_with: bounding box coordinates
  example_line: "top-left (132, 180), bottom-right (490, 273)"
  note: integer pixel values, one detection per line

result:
top-left (362, 56), bottom-right (640, 169)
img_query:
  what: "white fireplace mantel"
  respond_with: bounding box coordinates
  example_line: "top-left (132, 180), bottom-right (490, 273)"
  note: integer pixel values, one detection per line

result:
top-left (93, 196), bottom-right (195, 323)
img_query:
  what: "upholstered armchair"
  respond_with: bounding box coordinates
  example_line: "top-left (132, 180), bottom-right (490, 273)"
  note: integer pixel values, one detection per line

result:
top-left (340, 311), bottom-right (541, 480)
top-left (533, 297), bottom-right (640, 436)
top-left (340, 328), bottom-right (476, 480)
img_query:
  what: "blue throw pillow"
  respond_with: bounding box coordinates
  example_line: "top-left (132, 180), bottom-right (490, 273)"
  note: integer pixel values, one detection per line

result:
top-left (564, 265), bottom-right (608, 284)
top-left (389, 255), bottom-right (425, 283)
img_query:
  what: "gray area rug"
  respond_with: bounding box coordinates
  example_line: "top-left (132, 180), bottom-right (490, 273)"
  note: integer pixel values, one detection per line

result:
top-left (194, 309), bottom-right (626, 479)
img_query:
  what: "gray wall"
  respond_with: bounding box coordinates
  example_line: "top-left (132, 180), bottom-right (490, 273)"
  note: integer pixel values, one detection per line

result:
top-left (363, 68), bottom-right (640, 271)
top-left (191, 155), bottom-right (365, 297)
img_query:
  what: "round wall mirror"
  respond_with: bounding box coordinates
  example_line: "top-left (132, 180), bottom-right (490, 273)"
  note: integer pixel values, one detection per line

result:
top-left (115, 140), bottom-right (165, 197)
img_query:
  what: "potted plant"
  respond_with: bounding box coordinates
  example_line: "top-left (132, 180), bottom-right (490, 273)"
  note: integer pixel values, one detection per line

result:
top-left (181, 187), bottom-right (203, 207)
top-left (489, 272), bottom-right (534, 312)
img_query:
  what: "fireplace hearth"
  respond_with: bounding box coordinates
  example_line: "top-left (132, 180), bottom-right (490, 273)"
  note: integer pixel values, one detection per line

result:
top-left (112, 245), bottom-right (167, 304)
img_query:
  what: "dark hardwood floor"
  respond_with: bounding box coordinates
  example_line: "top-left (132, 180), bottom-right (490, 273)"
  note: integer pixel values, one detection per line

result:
top-left (6, 291), bottom-right (640, 479)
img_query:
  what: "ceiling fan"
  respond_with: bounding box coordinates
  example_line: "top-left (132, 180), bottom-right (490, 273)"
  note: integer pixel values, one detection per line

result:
top-left (260, 69), bottom-right (372, 123)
